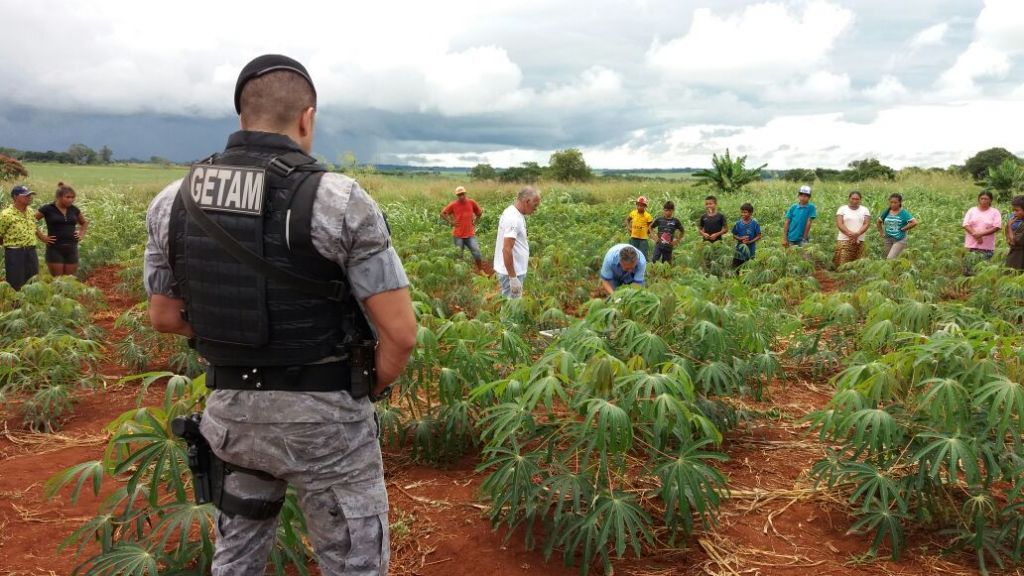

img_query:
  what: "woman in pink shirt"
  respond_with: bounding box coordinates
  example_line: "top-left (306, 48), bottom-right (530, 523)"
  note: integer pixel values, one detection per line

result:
top-left (962, 190), bottom-right (1002, 273)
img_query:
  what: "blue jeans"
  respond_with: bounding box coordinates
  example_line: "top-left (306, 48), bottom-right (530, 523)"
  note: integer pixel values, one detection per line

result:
top-left (497, 273), bottom-right (526, 298)
top-left (651, 242), bottom-right (673, 263)
top-left (453, 236), bottom-right (482, 262)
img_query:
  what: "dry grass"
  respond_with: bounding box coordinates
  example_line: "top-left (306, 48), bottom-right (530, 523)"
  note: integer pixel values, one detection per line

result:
top-left (388, 505), bottom-right (443, 576)
top-left (1, 423), bottom-right (106, 460)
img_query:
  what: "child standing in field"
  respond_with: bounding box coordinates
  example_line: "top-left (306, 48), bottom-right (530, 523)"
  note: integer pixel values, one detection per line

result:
top-left (699, 196), bottom-right (727, 242)
top-left (650, 201), bottom-right (684, 264)
top-left (783, 185), bottom-right (816, 247)
top-left (1006, 196), bottom-right (1024, 270)
top-left (625, 196), bottom-right (654, 258)
top-left (731, 203), bottom-right (761, 268)
top-left (876, 193), bottom-right (918, 259)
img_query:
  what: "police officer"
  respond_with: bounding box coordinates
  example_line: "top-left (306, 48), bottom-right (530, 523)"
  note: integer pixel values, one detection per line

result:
top-left (143, 54), bottom-right (416, 575)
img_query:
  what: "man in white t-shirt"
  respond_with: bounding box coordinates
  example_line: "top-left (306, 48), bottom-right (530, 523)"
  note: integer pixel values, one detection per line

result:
top-left (834, 190), bottom-right (871, 267)
top-left (493, 186), bottom-right (541, 298)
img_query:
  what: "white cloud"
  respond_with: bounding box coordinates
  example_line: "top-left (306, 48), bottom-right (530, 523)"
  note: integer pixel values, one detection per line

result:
top-left (537, 66), bottom-right (624, 108)
top-left (391, 99), bottom-right (1024, 170)
top-left (936, 42), bottom-right (1012, 96)
top-left (863, 75), bottom-right (910, 102)
top-left (0, 0), bottom-right (537, 117)
top-left (975, 0), bottom-right (1024, 53)
top-left (764, 71), bottom-right (851, 102)
top-left (909, 22), bottom-right (949, 48)
top-left (646, 1), bottom-right (854, 85)
top-left (935, 0), bottom-right (1024, 97)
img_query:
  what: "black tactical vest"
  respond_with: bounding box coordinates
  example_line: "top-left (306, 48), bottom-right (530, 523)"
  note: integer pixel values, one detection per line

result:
top-left (168, 131), bottom-right (363, 367)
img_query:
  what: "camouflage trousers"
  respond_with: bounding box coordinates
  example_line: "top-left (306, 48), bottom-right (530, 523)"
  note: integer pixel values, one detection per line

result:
top-left (200, 409), bottom-right (389, 576)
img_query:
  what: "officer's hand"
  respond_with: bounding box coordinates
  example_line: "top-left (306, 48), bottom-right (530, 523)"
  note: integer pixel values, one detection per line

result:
top-left (508, 277), bottom-right (524, 298)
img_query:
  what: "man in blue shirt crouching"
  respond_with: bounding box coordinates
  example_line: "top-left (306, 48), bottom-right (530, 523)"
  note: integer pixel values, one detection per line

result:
top-left (600, 243), bottom-right (646, 296)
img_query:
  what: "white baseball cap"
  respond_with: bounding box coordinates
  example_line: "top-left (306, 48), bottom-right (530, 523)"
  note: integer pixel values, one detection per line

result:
top-left (798, 185), bottom-right (812, 196)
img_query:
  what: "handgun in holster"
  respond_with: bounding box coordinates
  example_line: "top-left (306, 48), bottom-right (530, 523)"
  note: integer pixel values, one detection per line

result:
top-left (171, 413), bottom-right (284, 520)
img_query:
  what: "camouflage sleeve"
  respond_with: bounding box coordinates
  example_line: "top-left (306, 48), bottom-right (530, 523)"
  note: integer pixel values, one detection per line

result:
top-left (311, 173), bottom-right (409, 301)
top-left (143, 180), bottom-right (182, 297)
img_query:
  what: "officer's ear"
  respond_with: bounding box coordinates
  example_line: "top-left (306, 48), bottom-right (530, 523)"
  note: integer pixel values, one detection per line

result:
top-left (298, 107), bottom-right (316, 139)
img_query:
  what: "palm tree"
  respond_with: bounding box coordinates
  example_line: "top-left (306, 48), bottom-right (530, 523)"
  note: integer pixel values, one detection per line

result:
top-left (692, 149), bottom-right (766, 194)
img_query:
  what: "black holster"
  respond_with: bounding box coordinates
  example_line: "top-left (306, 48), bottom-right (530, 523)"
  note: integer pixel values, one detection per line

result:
top-left (171, 414), bottom-right (284, 520)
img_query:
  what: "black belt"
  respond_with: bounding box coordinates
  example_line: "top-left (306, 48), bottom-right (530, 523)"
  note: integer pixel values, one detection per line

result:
top-left (207, 362), bottom-right (351, 392)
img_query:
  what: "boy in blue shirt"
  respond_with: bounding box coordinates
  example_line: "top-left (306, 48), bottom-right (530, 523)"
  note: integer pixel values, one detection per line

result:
top-left (732, 203), bottom-right (762, 268)
top-left (783, 185), bottom-right (816, 247)
top-left (600, 243), bottom-right (646, 295)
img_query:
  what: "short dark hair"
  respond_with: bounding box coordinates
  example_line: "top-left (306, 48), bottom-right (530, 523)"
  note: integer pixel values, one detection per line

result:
top-left (239, 70), bottom-right (316, 130)
top-left (848, 190), bottom-right (862, 199)
top-left (619, 245), bottom-right (639, 263)
top-left (978, 190), bottom-right (994, 201)
top-left (663, 201), bottom-right (674, 210)
top-left (705, 195), bottom-right (717, 202)
top-left (740, 202), bottom-right (753, 213)
top-left (1012, 196), bottom-right (1024, 209)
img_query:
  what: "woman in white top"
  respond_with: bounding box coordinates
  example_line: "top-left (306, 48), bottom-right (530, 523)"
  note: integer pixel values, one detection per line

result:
top-left (834, 190), bottom-right (871, 268)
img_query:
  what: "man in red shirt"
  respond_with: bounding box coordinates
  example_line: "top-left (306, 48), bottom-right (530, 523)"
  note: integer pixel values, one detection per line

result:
top-left (441, 186), bottom-right (483, 268)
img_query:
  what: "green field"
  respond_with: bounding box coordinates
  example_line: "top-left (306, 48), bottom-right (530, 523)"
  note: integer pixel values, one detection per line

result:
top-left (3, 163), bottom-right (1023, 575)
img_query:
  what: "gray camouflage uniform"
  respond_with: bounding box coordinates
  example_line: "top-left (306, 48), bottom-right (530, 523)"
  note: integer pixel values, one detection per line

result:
top-left (144, 171), bottom-right (409, 576)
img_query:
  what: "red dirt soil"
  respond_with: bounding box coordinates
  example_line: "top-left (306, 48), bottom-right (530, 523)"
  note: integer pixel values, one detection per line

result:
top-left (0, 267), bottom-right (990, 575)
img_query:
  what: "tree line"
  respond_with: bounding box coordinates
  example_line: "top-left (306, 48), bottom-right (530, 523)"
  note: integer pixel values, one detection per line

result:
top-left (0, 144), bottom-right (120, 165)
top-left (470, 148), bottom-right (594, 183)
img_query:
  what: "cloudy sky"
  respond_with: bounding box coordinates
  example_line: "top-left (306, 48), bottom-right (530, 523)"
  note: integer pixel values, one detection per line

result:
top-left (1, 0), bottom-right (1022, 169)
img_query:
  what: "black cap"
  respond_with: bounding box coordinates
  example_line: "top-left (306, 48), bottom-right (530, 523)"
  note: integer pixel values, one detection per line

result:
top-left (11, 185), bottom-right (34, 197)
top-left (234, 54), bottom-right (317, 114)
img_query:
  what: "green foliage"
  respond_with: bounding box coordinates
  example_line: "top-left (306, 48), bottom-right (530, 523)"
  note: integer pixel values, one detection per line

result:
top-left (548, 148), bottom-right (593, 182)
top-left (979, 157), bottom-right (1024, 201)
top-left (0, 276), bottom-right (103, 430)
top-left (469, 163), bottom-right (498, 180)
top-left (38, 164), bottom-right (1024, 574)
top-left (845, 158), bottom-right (896, 181)
top-left (67, 143), bottom-right (99, 165)
top-left (48, 373), bottom-right (312, 575)
top-left (692, 149), bottom-right (766, 194)
top-left (499, 161), bottom-right (544, 183)
top-left (809, 321), bottom-right (1024, 570)
top-left (964, 147), bottom-right (1021, 181)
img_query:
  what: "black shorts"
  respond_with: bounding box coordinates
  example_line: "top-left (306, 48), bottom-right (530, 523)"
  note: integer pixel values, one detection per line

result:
top-left (45, 243), bottom-right (79, 264)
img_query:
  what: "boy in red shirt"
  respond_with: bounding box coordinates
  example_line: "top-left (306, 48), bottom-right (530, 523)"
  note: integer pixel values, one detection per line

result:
top-left (441, 186), bottom-right (483, 267)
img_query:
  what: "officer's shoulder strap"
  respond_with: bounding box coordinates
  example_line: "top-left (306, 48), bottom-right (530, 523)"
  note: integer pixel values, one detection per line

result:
top-left (267, 152), bottom-right (324, 178)
top-left (285, 169), bottom-right (324, 260)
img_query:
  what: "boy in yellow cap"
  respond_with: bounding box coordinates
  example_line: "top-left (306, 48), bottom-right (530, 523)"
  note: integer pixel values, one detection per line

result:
top-left (625, 196), bottom-right (653, 258)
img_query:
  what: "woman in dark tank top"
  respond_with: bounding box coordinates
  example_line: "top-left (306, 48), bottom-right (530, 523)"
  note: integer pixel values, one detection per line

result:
top-left (35, 182), bottom-right (88, 277)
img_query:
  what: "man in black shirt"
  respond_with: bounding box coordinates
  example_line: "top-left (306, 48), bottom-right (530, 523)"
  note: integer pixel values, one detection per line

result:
top-left (650, 201), bottom-right (684, 263)
top-left (699, 195), bottom-right (727, 242)
top-left (36, 182), bottom-right (87, 277)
